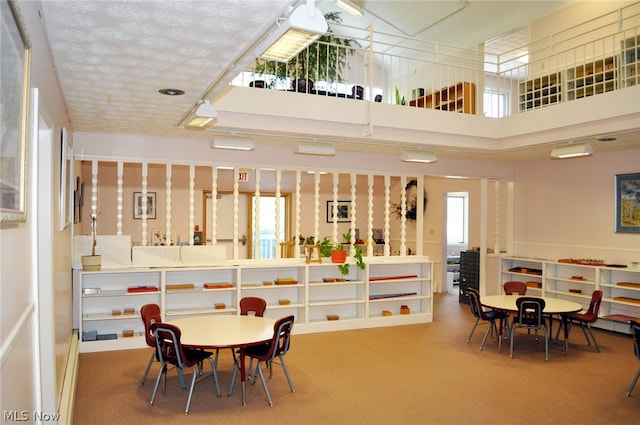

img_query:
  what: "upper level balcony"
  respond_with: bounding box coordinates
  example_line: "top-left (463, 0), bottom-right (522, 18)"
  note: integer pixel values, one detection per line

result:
top-left (215, 3), bottom-right (639, 157)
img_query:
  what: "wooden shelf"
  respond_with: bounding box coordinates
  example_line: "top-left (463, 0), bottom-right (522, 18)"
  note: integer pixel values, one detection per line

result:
top-left (409, 82), bottom-right (476, 114)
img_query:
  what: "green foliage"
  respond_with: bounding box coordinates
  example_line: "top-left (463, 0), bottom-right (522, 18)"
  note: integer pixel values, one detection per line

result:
top-left (252, 12), bottom-right (358, 87)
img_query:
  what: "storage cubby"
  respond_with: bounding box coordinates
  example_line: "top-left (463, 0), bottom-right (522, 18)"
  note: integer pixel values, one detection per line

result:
top-left (566, 56), bottom-right (617, 100)
top-left (621, 35), bottom-right (640, 87)
top-left (409, 82), bottom-right (476, 114)
top-left (518, 72), bottom-right (562, 111)
top-left (500, 257), bottom-right (640, 334)
top-left (76, 258), bottom-right (433, 352)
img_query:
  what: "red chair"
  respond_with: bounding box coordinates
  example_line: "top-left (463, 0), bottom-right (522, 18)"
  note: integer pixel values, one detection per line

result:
top-left (140, 303), bottom-right (161, 386)
top-left (216, 297), bottom-right (267, 364)
top-left (503, 281), bottom-right (527, 295)
top-left (557, 290), bottom-right (603, 352)
top-left (627, 320), bottom-right (640, 396)
top-left (229, 315), bottom-right (295, 406)
top-left (150, 323), bottom-right (220, 414)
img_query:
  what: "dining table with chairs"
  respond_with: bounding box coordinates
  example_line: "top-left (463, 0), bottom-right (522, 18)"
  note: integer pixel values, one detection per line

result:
top-left (481, 294), bottom-right (583, 354)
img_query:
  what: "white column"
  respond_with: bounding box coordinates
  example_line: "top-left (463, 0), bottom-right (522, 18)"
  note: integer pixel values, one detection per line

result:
top-left (254, 169), bottom-right (261, 259)
top-left (275, 169), bottom-right (282, 259)
top-left (116, 161), bottom-right (123, 235)
top-left (210, 167), bottom-right (218, 244)
top-left (384, 175), bottom-right (390, 257)
top-left (188, 164), bottom-right (195, 245)
top-left (141, 162), bottom-right (148, 246)
top-left (165, 164), bottom-right (172, 245)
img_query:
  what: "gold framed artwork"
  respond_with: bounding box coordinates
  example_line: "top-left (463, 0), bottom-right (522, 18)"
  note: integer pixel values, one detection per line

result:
top-left (0, 0), bottom-right (31, 222)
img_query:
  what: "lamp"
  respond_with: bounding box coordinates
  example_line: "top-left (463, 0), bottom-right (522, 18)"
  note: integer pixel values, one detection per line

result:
top-left (550, 143), bottom-right (592, 159)
top-left (401, 151), bottom-right (437, 163)
top-left (295, 143), bottom-right (335, 156)
top-left (257, 1), bottom-right (328, 62)
top-left (186, 100), bottom-right (217, 129)
top-left (210, 136), bottom-right (255, 151)
top-left (335, 0), bottom-right (363, 18)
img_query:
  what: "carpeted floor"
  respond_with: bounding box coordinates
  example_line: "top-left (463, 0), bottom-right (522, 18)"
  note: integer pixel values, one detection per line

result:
top-left (73, 293), bottom-right (640, 425)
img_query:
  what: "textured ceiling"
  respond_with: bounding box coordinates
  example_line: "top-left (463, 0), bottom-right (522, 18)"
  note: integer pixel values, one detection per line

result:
top-left (38, 0), bottom-right (638, 161)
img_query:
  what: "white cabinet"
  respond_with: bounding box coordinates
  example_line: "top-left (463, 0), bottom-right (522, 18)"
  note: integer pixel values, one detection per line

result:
top-left (500, 257), bottom-right (640, 334)
top-left (165, 267), bottom-right (237, 318)
top-left (76, 258), bottom-right (433, 352)
top-left (79, 269), bottom-right (161, 352)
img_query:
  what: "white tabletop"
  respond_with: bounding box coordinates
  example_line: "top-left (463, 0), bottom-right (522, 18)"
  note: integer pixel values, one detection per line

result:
top-left (170, 315), bottom-right (275, 349)
top-left (481, 295), bottom-right (583, 314)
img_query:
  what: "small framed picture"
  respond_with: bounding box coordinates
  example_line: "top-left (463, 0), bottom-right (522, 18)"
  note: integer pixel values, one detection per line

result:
top-left (134, 192), bottom-right (156, 219)
top-left (615, 173), bottom-right (640, 233)
top-left (326, 200), bottom-right (351, 223)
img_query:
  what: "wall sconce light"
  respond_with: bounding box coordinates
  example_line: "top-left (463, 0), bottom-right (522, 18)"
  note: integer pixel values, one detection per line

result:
top-left (295, 143), bottom-right (335, 156)
top-left (257, 1), bottom-right (328, 62)
top-left (335, 0), bottom-right (364, 18)
top-left (550, 143), bottom-right (593, 159)
top-left (186, 100), bottom-right (217, 129)
top-left (401, 151), bottom-right (437, 163)
top-left (210, 136), bottom-right (255, 151)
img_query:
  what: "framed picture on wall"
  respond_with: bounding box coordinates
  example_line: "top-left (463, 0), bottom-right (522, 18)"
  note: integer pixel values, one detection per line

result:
top-left (615, 173), bottom-right (640, 233)
top-left (0, 0), bottom-right (31, 223)
top-left (134, 192), bottom-right (156, 219)
top-left (326, 200), bottom-right (351, 223)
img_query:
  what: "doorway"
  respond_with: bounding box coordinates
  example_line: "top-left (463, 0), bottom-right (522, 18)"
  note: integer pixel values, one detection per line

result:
top-left (441, 192), bottom-right (468, 294)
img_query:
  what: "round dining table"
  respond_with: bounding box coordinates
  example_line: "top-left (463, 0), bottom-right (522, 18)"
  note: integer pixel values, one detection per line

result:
top-left (481, 294), bottom-right (583, 353)
top-left (170, 315), bottom-right (275, 405)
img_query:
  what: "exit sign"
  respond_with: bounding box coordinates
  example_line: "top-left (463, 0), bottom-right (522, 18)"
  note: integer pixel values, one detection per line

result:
top-left (238, 169), bottom-right (249, 182)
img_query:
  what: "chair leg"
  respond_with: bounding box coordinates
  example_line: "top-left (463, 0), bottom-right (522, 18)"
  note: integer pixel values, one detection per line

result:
top-left (510, 325), bottom-right (516, 358)
top-left (479, 321), bottom-right (494, 350)
top-left (627, 368), bottom-right (640, 396)
top-left (140, 350), bottom-right (156, 386)
top-left (278, 354), bottom-right (295, 392)
top-left (253, 360), bottom-right (273, 406)
top-left (543, 327), bottom-right (549, 361)
top-left (228, 357), bottom-right (240, 396)
top-left (150, 363), bottom-right (166, 406)
top-left (207, 357), bottom-right (221, 398)
top-left (584, 324), bottom-right (601, 352)
top-left (467, 318), bottom-right (480, 343)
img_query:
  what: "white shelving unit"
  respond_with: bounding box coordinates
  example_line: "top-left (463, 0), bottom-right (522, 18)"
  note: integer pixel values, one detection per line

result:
top-left (500, 256), bottom-right (640, 334)
top-left (77, 257), bottom-right (433, 352)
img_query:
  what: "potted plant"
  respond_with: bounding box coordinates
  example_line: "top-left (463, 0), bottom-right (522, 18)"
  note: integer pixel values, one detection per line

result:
top-left (81, 213), bottom-right (101, 271)
top-left (252, 12), bottom-right (358, 91)
top-left (335, 232), bottom-right (365, 276)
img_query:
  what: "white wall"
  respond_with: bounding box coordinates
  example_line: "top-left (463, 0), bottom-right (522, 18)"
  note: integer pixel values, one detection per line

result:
top-left (513, 149), bottom-right (640, 263)
top-left (1, 1), bottom-right (73, 420)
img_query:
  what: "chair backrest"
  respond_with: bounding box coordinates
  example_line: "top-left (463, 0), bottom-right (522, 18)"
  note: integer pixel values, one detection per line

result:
top-left (140, 303), bottom-right (161, 348)
top-left (265, 315), bottom-right (295, 361)
top-left (581, 290), bottom-right (603, 322)
top-left (515, 297), bottom-right (545, 326)
top-left (503, 281), bottom-right (527, 295)
top-left (152, 322), bottom-right (188, 369)
top-left (631, 320), bottom-right (640, 360)
top-left (467, 287), bottom-right (485, 320)
top-left (240, 297), bottom-right (267, 317)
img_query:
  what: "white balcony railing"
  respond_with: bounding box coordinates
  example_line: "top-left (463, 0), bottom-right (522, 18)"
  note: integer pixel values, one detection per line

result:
top-left (232, 2), bottom-right (640, 118)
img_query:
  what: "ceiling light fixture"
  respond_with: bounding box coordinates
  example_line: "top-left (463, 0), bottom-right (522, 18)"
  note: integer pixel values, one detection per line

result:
top-left (335, 0), bottom-right (364, 18)
top-left (401, 151), bottom-right (437, 163)
top-left (210, 135), bottom-right (255, 151)
top-left (257, 1), bottom-right (328, 62)
top-left (186, 100), bottom-right (217, 129)
top-left (295, 143), bottom-right (335, 156)
top-left (550, 142), bottom-right (593, 159)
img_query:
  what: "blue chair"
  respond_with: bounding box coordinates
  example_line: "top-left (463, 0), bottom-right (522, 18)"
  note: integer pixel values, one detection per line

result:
top-left (627, 320), bottom-right (640, 396)
top-left (510, 297), bottom-right (548, 361)
top-left (467, 288), bottom-right (507, 350)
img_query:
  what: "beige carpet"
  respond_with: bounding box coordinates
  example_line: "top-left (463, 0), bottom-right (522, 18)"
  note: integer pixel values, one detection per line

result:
top-left (73, 293), bottom-right (640, 425)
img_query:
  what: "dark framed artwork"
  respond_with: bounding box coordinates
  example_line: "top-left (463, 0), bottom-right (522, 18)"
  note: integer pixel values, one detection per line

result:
top-left (0, 0), bottom-right (31, 222)
top-left (134, 192), bottom-right (156, 219)
top-left (615, 173), bottom-right (640, 233)
top-left (326, 200), bottom-right (351, 223)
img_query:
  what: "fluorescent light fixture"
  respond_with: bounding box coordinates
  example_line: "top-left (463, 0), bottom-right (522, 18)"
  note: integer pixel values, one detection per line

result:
top-left (295, 143), bottom-right (335, 156)
top-left (401, 151), bottom-right (437, 163)
top-left (186, 100), bottom-right (217, 129)
top-left (550, 143), bottom-right (593, 159)
top-left (335, 0), bottom-right (363, 18)
top-left (210, 136), bottom-right (255, 151)
top-left (258, 2), bottom-right (328, 62)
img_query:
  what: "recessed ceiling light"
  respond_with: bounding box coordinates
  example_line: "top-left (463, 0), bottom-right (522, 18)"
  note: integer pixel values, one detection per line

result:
top-left (158, 88), bottom-right (185, 96)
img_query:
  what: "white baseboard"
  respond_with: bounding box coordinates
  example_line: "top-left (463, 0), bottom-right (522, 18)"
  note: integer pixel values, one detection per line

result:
top-left (58, 331), bottom-right (79, 425)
